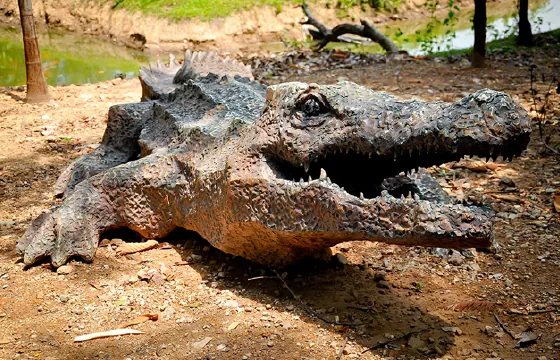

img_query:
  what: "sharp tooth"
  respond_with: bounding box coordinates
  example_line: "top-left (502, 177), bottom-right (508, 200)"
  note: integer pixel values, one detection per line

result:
top-left (346, 149), bottom-right (349, 154)
top-left (319, 168), bottom-right (327, 179)
top-left (400, 194), bottom-right (405, 200)
top-left (368, 152), bottom-right (372, 159)
top-left (360, 192), bottom-right (364, 199)
top-left (326, 177), bottom-right (331, 183)
top-left (304, 162), bottom-right (310, 173)
top-left (341, 187), bottom-right (344, 191)
top-left (414, 194), bottom-right (420, 201)
top-left (407, 191), bottom-right (412, 199)
top-left (300, 178), bottom-right (304, 183)
top-left (308, 175), bottom-right (312, 182)
top-left (394, 153), bottom-right (397, 161)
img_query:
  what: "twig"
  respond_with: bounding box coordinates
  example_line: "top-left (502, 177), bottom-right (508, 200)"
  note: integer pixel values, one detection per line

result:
top-left (247, 276), bottom-right (278, 281)
top-left (493, 312), bottom-right (515, 339)
top-left (271, 268), bottom-right (363, 327)
top-left (362, 328), bottom-right (428, 354)
top-left (527, 307), bottom-right (559, 315)
top-left (74, 329), bottom-right (144, 342)
top-left (335, 337), bottom-right (348, 360)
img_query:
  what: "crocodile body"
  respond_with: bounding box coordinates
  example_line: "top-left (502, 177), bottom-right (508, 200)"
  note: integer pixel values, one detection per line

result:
top-left (17, 51), bottom-right (531, 267)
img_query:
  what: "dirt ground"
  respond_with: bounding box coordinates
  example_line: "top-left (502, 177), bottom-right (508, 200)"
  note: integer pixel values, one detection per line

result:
top-left (0, 48), bottom-right (559, 360)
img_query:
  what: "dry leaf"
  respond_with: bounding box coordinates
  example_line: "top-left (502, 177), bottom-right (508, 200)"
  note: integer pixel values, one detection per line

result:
top-left (192, 337), bottom-right (212, 349)
top-left (116, 240), bottom-right (159, 255)
top-left (74, 329), bottom-right (144, 342)
top-left (491, 194), bottom-right (524, 203)
top-left (118, 313), bottom-right (159, 329)
top-left (453, 160), bottom-right (488, 172)
top-left (485, 162), bottom-right (505, 171)
top-left (447, 301), bottom-right (497, 311)
top-left (554, 194), bottom-right (560, 212)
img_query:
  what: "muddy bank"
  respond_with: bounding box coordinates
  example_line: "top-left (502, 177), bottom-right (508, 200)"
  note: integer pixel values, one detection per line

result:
top-left (0, 0), bottom-right (509, 52)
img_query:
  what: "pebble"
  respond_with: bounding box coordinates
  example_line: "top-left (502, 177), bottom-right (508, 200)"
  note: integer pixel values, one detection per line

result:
top-left (373, 271), bottom-right (388, 282)
top-left (137, 269), bottom-right (150, 281)
top-left (442, 326), bottom-right (462, 335)
top-left (377, 280), bottom-right (390, 289)
top-left (447, 250), bottom-right (465, 266)
top-left (407, 335), bottom-right (425, 349)
top-left (500, 176), bottom-right (515, 186)
top-left (223, 300), bottom-right (239, 308)
top-left (56, 265), bottom-right (73, 275)
top-left (335, 253), bottom-right (348, 265)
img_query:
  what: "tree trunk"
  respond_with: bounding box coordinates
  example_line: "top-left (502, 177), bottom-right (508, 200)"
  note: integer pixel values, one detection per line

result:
top-left (517, 0), bottom-right (533, 46)
top-left (18, 0), bottom-right (50, 103)
top-left (472, 0), bottom-right (487, 68)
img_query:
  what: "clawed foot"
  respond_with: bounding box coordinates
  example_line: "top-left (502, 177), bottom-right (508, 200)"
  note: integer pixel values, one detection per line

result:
top-left (17, 195), bottom-right (110, 267)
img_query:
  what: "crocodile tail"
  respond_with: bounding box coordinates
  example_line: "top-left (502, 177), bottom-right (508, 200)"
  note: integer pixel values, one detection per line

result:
top-left (173, 50), bottom-right (254, 84)
top-left (139, 53), bottom-right (182, 101)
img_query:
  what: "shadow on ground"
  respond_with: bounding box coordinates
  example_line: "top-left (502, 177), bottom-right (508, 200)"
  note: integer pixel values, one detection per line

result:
top-left (34, 228), bottom-right (460, 359)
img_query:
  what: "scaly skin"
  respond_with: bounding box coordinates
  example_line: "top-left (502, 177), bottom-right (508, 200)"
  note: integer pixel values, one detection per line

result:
top-left (17, 52), bottom-right (531, 267)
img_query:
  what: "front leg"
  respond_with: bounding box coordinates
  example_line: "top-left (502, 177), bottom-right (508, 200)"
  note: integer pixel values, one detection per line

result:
top-left (54, 102), bottom-right (153, 197)
top-left (18, 154), bottom-right (188, 267)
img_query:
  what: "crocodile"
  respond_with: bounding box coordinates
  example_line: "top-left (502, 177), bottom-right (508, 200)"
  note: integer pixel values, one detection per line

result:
top-left (17, 51), bottom-right (531, 268)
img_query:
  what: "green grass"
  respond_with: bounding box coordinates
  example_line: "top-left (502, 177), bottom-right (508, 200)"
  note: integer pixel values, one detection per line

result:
top-left (108, 0), bottom-right (299, 21)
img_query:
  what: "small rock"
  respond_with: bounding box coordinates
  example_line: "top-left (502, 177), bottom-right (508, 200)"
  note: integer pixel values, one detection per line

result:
top-left (223, 300), bottom-right (239, 308)
top-left (442, 326), bottom-right (462, 335)
top-left (267, 341), bottom-right (274, 347)
top-left (407, 335), bottom-right (425, 350)
top-left (189, 254), bottom-right (202, 263)
top-left (137, 269), bottom-right (150, 281)
top-left (216, 344), bottom-right (228, 352)
top-left (447, 250), bottom-right (465, 266)
top-left (500, 176), bottom-right (515, 186)
top-left (492, 273), bottom-right (504, 280)
top-left (56, 265), bottom-right (73, 275)
top-left (335, 253), bottom-right (348, 265)
top-left (373, 271), bottom-right (388, 282)
top-left (377, 280), bottom-right (390, 289)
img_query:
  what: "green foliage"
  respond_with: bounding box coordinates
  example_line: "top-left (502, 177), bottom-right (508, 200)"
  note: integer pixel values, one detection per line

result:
top-left (413, 0), bottom-right (460, 54)
top-left (108, 0), bottom-right (296, 21)
top-left (335, 0), bottom-right (401, 11)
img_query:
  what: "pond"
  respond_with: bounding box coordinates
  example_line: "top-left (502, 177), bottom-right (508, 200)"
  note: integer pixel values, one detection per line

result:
top-left (0, 0), bottom-right (559, 87)
top-left (0, 25), bottom-right (148, 87)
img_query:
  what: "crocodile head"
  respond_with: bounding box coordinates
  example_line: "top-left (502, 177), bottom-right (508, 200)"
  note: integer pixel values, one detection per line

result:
top-left (220, 81), bottom-right (531, 264)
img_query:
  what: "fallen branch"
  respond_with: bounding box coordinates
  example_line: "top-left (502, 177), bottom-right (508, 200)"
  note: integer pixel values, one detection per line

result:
top-left (493, 312), bottom-right (516, 339)
top-left (74, 329), bottom-right (144, 342)
top-left (301, 4), bottom-right (400, 53)
top-left (362, 328), bottom-right (428, 353)
top-left (271, 269), bottom-right (363, 327)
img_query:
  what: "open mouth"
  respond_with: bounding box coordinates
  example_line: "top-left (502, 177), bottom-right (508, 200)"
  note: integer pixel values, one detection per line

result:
top-left (265, 139), bottom-right (528, 200)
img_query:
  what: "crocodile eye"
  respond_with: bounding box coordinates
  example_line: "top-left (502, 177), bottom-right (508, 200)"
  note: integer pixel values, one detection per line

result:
top-left (302, 98), bottom-right (324, 116)
top-left (298, 96), bottom-right (330, 116)
top-left (291, 94), bottom-right (331, 128)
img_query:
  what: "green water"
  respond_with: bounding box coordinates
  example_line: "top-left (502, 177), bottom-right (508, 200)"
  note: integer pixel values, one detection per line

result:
top-left (0, 25), bottom-right (149, 86)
